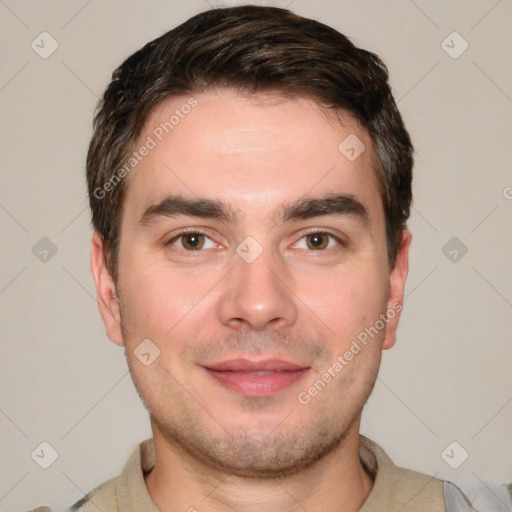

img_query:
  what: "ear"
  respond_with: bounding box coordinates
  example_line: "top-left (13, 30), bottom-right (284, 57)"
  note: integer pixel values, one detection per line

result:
top-left (382, 230), bottom-right (412, 350)
top-left (90, 232), bottom-right (124, 347)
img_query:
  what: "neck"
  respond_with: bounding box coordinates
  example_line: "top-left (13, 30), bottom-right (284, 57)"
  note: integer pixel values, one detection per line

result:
top-left (145, 420), bottom-right (374, 512)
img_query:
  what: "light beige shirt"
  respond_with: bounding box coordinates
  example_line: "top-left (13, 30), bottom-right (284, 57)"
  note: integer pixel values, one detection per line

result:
top-left (31, 435), bottom-right (478, 512)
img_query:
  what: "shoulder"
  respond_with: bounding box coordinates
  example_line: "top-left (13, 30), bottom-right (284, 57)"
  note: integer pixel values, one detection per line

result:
top-left (443, 481), bottom-right (480, 511)
top-left (26, 476), bottom-right (118, 512)
top-left (29, 439), bottom-right (153, 512)
top-left (68, 476), bottom-right (118, 512)
top-left (359, 435), bottom-right (477, 511)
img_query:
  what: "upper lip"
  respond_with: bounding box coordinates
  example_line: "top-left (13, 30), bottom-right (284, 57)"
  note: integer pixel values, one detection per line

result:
top-left (202, 358), bottom-right (309, 372)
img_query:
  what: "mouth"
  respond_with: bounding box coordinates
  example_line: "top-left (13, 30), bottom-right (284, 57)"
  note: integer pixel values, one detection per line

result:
top-left (200, 358), bottom-right (311, 397)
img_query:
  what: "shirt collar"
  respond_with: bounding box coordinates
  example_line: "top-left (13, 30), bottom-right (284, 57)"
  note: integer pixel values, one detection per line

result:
top-left (115, 435), bottom-right (401, 511)
top-left (116, 438), bottom-right (158, 512)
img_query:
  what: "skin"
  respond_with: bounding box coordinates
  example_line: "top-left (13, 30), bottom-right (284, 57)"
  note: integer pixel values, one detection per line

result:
top-left (91, 88), bottom-right (411, 512)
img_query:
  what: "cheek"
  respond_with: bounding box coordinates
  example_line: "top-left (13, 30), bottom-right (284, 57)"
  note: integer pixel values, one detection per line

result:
top-left (297, 262), bottom-right (387, 337)
top-left (119, 260), bottom-right (224, 342)
top-left (120, 266), bottom-right (185, 338)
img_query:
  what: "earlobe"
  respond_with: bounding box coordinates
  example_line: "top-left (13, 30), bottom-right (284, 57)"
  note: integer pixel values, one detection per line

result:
top-left (90, 232), bottom-right (124, 347)
top-left (382, 230), bottom-right (412, 350)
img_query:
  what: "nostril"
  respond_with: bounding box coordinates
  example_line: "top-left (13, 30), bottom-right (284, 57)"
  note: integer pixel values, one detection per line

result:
top-left (230, 318), bottom-right (246, 329)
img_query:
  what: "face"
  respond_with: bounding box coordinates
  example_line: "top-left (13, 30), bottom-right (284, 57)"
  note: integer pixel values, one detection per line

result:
top-left (92, 88), bottom-right (410, 478)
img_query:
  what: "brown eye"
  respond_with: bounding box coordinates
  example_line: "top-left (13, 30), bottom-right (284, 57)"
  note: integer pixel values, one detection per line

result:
top-left (181, 233), bottom-right (205, 250)
top-left (305, 232), bottom-right (330, 250)
top-left (166, 231), bottom-right (217, 252)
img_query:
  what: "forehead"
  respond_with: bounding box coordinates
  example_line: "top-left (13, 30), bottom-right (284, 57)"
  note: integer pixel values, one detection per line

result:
top-left (121, 88), bottom-right (382, 224)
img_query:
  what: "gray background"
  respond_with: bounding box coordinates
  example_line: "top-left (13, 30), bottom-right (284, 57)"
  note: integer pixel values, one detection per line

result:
top-left (0, 0), bottom-right (511, 510)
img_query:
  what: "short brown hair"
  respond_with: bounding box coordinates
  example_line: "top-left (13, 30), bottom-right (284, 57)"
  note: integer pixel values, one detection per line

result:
top-left (86, 5), bottom-right (413, 281)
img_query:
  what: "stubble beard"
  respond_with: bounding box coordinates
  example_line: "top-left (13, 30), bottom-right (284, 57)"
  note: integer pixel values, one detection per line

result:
top-left (119, 301), bottom-right (383, 479)
top-left (125, 351), bottom-right (380, 479)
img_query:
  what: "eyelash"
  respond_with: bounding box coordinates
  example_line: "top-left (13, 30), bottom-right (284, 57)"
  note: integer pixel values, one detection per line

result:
top-left (165, 228), bottom-right (345, 252)
top-left (294, 229), bottom-right (345, 251)
top-left (165, 228), bottom-right (218, 251)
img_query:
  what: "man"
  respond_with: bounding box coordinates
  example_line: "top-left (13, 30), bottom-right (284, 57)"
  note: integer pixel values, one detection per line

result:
top-left (35, 5), bottom-right (478, 511)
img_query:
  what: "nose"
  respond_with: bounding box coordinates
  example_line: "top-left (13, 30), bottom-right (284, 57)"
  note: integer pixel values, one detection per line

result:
top-left (216, 246), bottom-right (298, 331)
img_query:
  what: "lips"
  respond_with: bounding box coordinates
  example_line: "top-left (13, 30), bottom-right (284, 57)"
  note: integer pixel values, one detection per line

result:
top-left (201, 358), bottom-right (310, 396)
top-left (204, 358), bottom-right (307, 372)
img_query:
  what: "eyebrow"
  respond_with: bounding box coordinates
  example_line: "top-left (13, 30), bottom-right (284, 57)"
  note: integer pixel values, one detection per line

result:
top-left (138, 196), bottom-right (236, 227)
top-left (137, 193), bottom-right (369, 228)
top-left (280, 193), bottom-right (369, 224)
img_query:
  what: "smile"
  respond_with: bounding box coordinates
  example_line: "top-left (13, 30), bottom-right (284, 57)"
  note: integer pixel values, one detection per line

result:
top-left (201, 359), bottom-right (311, 396)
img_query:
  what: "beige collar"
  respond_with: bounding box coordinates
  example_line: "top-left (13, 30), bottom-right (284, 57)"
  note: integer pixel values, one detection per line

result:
top-left (111, 435), bottom-right (444, 512)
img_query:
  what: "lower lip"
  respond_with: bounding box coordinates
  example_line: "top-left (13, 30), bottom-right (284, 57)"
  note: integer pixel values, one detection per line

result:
top-left (202, 368), bottom-right (310, 396)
